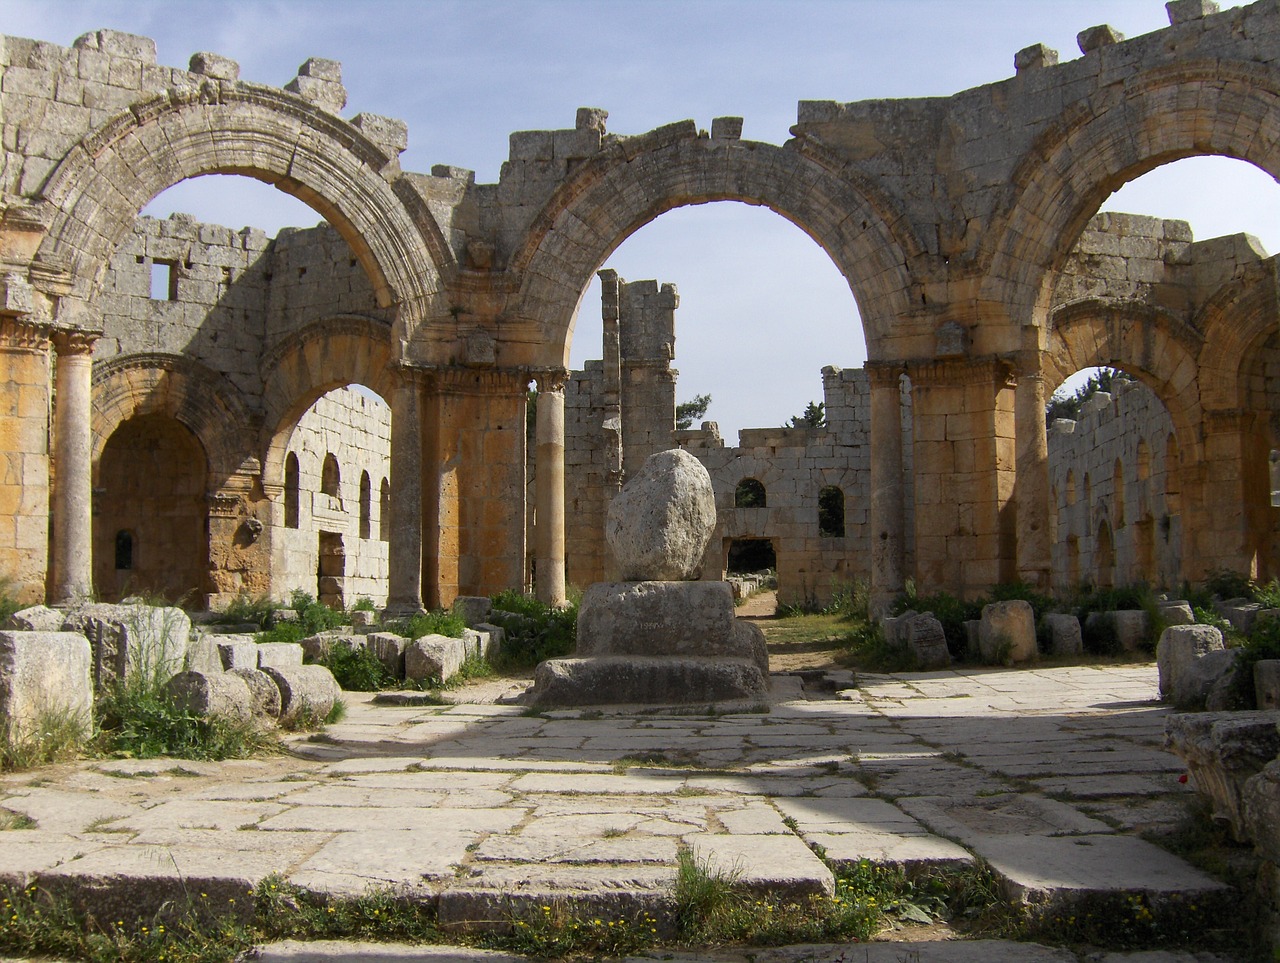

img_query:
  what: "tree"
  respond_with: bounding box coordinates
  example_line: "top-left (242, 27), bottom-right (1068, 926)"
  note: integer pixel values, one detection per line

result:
top-left (786, 401), bottom-right (826, 429)
top-left (1044, 368), bottom-right (1124, 427)
top-left (675, 393), bottom-right (712, 430)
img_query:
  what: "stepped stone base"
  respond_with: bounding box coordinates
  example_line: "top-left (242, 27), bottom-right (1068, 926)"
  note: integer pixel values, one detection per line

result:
top-left (522, 655), bottom-right (768, 707)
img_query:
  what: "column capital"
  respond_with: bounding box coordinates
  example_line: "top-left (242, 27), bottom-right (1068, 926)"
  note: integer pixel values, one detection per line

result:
top-left (425, 364), bottom-right (529, 396)
top-left (864, 361), bottom-right (907, 389)
top-left (905, 355), bottom-right (1016, 389)
top-left (51, 328), bottom-right (98, 356)
top-left (534, 367), bottom-right (568, 393)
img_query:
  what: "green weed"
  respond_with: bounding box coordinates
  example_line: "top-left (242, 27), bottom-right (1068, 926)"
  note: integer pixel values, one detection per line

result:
top-left (1, 706), bottom-right (90, 771)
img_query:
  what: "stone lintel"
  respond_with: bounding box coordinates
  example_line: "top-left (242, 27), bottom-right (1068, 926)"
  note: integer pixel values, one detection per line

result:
top-left (711, 116), bottom-right (744, 141)
top-left (188, 51), bottom-right (240, 81)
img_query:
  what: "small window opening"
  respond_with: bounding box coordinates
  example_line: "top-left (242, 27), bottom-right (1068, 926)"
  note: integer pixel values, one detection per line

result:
top-left (359, 471), bottom-right (372, 540)
top-left (321, 453), bottom-right (341, 498)
top-left (150, 259), bottom-right (178, 300)
top-left (735, 478), bottom-right (766, 508)
top-left (114, 530), bottom-right (134, 570)
top-left (818, 486), bottom-right (845, 537)
top-left (379, 478), bottom-right (391, 541)
top-left (284, 453), bottom-right (300, 529)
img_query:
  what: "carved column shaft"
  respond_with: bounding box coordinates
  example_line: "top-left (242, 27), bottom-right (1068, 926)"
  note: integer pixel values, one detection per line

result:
top-left (1014, 366), bottom-right (1051, 589)
top-left (534, 370), bottom-right (567, 606)
top-left (51, 330), bottom-right (96, 602)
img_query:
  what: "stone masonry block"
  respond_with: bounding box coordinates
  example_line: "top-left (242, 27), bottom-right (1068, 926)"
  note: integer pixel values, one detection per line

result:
top-left (188, 52), bottom-right (239, 80)
top-left (1167, 0), bottom-right (1219, 25)
top-left (1014, 43), bottom-right (1059, 73)
top-left (1256, 660), bottom-right (1280, 711)
top-left (1077, 24), bottom-right (1125, 53)
top-left (404, 634), bottom-right (466, 684)
top-left (0, 631), bottom-right (93, 741)
top-left (979, 600), bottom-right (1036, 663)
top-left (352, 113), bottom-right (409, 154)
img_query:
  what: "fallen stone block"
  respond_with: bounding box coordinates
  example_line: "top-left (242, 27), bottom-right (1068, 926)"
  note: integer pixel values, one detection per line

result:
top-left (1257, 660), bottom-right (1280, 711)
top-left (230, 667), bottom-right (282, 719)
top-left (473, 622), bottom-right (506, 657)
top-left (1111, 609), bottom-right (1150, 650)
top-left (257, 642), bottom-right (304, 670)
top-left (1157, 599), bottom-right (1196, 626)
top-left (1157, 624), bottom-right (1225, 707)
top-left (348, 609), bottom-right (376, 628)
top-left (451, 596), bottom-right (492, 626)
top-left (298, 631), bottom-right (352, 662)
top-left (184, 635), bottom-right (224, 676)
top-left (0, 631), bottom-right (93, 742)
top-left (164, 670), bottom-right (252, 722)
top-left (525, 655), bottom-right (768, 707)
top-left (214, 638), bottom-right (260, 671)
top-left (1166, 710), bottom-right (1280, 841)
top-left (404, 634), bottom-right (466, 684)
top-left (1043, 613), bottom-right (1082, 656)
top-left (1216, 598), bottom-right (1263, 635)
top-left (261, 664), bottom-right (340, 725)
top-left (903, 613), bottom-right (950, 670)
top-left (460, 628), bottom-right (489, 662)
top-left (734, 619), bottom-right (770, 676)
top-left (3, 605), bottom-right (64, 632)
top-left (61, 603), bottom-right (191, 691)
top-left (364, 632), bottom-right (407, 678)
top-left (979, 600), bottom-right (1036, 663)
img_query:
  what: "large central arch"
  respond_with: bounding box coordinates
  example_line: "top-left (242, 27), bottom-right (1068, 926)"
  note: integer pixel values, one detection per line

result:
top-left (509, 128), bottom-right (924, 367)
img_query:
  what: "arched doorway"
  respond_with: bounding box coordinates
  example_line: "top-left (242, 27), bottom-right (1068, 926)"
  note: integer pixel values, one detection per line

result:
top-left (93, 413), bottom-right (208, 602)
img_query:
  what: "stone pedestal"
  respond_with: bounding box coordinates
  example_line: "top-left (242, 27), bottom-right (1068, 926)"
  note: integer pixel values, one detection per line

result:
top-left (525, 580), bottom-right (768, 706)
top-left (523, 449), bottom-right (768, 707)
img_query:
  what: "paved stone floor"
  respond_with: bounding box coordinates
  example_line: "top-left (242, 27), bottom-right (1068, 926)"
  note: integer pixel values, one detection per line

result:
top-left (0, 664), bottom-right (1249, 960)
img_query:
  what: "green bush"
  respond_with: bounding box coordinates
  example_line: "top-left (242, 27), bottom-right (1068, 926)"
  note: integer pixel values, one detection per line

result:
top-left (1203, 569), bottom-right (1257, 601)
top-left (385, 609), bottom-right (465, 640)
top-left (214, 593), bottom-right (275, 629)
top-left (317, 641), bottom-right (393, 692)
top-left (1227, 615), bottom-right (1280, 708)
top-left (489, 589), bottom-right (577, 668)
top-left (0, 576), bottom-right (21, 626)
top-left (256, 591), bottom-right (347, 644)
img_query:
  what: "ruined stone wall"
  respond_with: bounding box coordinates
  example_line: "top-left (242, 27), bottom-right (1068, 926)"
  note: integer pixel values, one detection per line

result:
top-left (96, 215), bottom-right (273, 402)
top-left (1048, 380), bottom-right (1180, 590)
top-left (265, 224), bottom-right (390, 341)
top-left (276, 386), bottom-right (391, 606)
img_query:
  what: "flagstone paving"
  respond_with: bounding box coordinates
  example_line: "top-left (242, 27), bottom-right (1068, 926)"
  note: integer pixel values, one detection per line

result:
top-left (0, 663), bottom-right (1246, 959)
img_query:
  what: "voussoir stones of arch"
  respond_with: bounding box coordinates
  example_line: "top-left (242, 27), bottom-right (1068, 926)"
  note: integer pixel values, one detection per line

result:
top-left (606, 448), bottom-right (715, 581)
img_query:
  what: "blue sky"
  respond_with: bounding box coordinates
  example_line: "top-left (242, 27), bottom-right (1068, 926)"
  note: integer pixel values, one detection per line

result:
top-left (7, 1), bottom-right (1279, 435)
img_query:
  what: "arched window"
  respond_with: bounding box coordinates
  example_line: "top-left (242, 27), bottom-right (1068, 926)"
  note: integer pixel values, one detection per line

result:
top-left (1065, 470), bottom-right (1076, 507)
top-left (284, 452), bottom-right (300, 529)
top-left (359, 471), bottom-right (372, 539)
top-left (1137, 439), bottom-right (1151, 481)
top-left (818, 486), bottom-right (845, 537)
top-left (321, 453), bottom-right (341, 498)
top-left (1113, 459), bottom-right (1125, 527)
top-left (114, 530), bottom-right (134, 570)
top-left (379, 478), bottom-right (391, 541)
top-left (735, 478), bottom-right (766, 508)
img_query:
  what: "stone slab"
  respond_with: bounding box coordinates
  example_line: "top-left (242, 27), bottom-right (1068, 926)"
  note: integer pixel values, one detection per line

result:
top-left (687, 832), bottom-right (834, 898)
top-left (289, 829), bottom-right (477, 896)
top-left (898, 793), bottom-right (1113, 841)
top-left (967, 833), bottom-right (1231, 909)
top-left (805, 830), bottom-right (974, 871)
top-left (525, 655), bottom-right (768, 706)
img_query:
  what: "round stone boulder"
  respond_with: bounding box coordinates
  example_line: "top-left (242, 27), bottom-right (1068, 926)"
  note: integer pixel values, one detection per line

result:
top-left (261, 664), bottom-right (340, 726)
top-left (606, 449), bottom-right (716, 581)
top-left (164, 670), bottom-right (252, 723)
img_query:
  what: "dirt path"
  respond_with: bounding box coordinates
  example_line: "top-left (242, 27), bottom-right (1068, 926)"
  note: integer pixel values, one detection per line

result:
top-left (734, 588), bottom-right (778, 619)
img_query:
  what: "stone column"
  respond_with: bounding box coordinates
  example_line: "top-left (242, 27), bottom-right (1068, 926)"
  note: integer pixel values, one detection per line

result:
top-left (535, 369), bottom-right (567, 606)
top-left (1014, 363), bottom-right (1051, 589)
top-left (51, 329), bottom-right (97, 603)
top-left (385, 367), bottom-right (425, 614)
top-left (867, 364), bottom-right (905, 617)
top-left (0, 308), bottom-right (51, 604)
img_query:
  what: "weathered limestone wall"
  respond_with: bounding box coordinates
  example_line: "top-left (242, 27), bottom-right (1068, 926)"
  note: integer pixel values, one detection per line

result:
top-left (0, 319), bottom-right (49, 604)
top-left (1049, 380), bottom-right (1180, 590)
top-left (276, 386), bottom-right (390, 607)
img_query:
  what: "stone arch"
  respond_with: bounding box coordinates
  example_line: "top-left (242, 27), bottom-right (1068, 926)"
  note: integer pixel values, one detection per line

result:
top-left (1045, 300), bottom-right (1203, 466)
top-left (35, 83), bottom-right (453, 335)
top-left (1196, 267), bottom-right (1279, 412)
top-left (735, 478), bottom-right (767, 509)
top-left (991, 59), bottom-right (1280, 332)
top-left (260, 316), bottom-right (396, 487)
top-left (509, 131), bottom-right (922, 366)
top-left (91, 352), bottom-right (253, 485)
